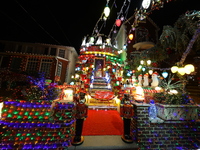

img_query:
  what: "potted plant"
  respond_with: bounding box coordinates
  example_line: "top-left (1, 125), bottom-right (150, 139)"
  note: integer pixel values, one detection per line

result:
top-left (153, 75), bottom-right (199, 121)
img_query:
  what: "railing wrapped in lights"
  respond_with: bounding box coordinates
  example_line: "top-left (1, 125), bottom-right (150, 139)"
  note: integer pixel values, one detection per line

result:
top-left (0, 99), bottom-right (76, 149)
top-left (80, 45), bottom-right (119, 56)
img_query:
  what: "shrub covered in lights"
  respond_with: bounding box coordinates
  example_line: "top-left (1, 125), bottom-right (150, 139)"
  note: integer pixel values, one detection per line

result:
top-left (12, 73), bottom-right (61, 101)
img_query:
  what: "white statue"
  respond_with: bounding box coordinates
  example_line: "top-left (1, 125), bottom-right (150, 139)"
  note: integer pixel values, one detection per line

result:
top-left (138, 74), bottom-right (143, 86)
top-left (151, 72), bottom-right (159, 87)
top-left (143, 73), bottom-right (149, 87)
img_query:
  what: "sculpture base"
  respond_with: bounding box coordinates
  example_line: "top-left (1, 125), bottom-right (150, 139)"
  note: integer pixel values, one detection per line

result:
top-left (71, 136), bottom-right (84, 146)
top-left (121, 135), bottom-right (133, 143)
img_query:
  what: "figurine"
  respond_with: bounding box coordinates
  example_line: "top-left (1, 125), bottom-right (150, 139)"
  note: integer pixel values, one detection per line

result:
top-left (151, 72), bottom-right (159, 87)
top-left (143, 73), bottom-right (149, 87)
top-left (72, 90), bottom-right (88, 146)
top-left (138, 74), bottom-right (143, 86)
top-left (120, 93), bottom-right (134, 143)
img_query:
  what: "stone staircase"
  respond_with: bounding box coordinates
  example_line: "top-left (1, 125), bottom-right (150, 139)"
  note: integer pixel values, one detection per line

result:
top-left (88, 77), bottom-right (117, 109)
top-left (89, 77), bottom-right (111, 97)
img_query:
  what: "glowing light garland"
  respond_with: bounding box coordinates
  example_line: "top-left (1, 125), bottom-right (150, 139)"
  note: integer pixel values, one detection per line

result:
top-left (0, 100), bottom-right (75, 149)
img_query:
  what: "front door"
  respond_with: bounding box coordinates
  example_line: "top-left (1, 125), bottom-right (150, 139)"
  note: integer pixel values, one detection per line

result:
top-left (94, 58), bottom-right (104, 77)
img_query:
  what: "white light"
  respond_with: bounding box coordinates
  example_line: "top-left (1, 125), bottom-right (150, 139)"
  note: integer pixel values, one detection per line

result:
top-left (149, 70), bottom-right (153, 75)
top-left (147, 60), bottom-right (151, 65)
top-left (63, 89), bottom-right (74, 101)
top-left (104, 6), bottom-right (110, 17)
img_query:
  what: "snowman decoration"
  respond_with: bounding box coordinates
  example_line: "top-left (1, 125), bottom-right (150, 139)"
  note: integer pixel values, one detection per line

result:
top-left (151, 72), bottom-right (159, 87)
top-left (132, 74), bottom-right (137, 86)
top-left (143, 73), bottom-right (149, 87)
top-left (138, 74), bottom-right (143, 86)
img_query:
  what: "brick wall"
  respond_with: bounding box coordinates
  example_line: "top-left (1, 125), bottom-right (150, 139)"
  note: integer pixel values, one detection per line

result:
top-left (131, 102), bottom-right (200, 150)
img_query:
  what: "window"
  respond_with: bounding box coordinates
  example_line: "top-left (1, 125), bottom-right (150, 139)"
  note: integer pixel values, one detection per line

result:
top-left (58, 49), bottom-right (65, 58)
top-left (50, 48), bottom-right (56, 56)
top-left (10, 57), bottom-right (22, 71)
top-left (57, 61), bottom-right (62, 76)
top-left (26, 58), bottom-right (39, 73)
top-left (40, 59), bottom-right (52, 77)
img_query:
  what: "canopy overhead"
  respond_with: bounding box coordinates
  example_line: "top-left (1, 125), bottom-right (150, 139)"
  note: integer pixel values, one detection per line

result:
top-left (133, 42), bottom-right (155, 50)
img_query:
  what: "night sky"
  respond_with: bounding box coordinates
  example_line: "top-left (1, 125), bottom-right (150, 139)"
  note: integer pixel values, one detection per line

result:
top-left (0, 0), bottom-right (199, 53)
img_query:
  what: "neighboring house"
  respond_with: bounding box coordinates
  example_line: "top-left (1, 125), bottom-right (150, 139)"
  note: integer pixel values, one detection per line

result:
top-left (115, 16), bottom-right (160, 60)
top-left (0, 40), bottom-right (78, 84)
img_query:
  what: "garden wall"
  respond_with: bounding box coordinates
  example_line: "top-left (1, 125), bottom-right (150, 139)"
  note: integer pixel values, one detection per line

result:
top-left (0, 100), bottom-right (75, 150)
top-left (131, 102), bottom-right (200, 150)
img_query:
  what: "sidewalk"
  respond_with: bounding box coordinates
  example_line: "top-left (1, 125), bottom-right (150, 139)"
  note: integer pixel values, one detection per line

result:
top-left (68, 135), bottom-right (138, 150)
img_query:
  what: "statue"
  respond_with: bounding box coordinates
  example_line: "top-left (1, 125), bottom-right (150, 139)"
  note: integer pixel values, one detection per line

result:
top-left (151, 72), bottom-right (159, 87)
top-left (120, 94), bottom-right (134, 143)
top-left (72, 90), bottom-right (88, 146)
top-left (143, 73), bottom-right (149, 87)
top-left (138, 74), bottom-right (143, 86)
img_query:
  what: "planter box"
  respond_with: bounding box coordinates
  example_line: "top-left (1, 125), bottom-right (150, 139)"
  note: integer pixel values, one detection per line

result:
top-left (156, 103), bottom-right (199, 121)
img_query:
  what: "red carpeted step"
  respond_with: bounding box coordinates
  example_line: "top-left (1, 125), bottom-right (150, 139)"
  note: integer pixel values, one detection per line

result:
top-left (82, 110), bottom-right (123, 136)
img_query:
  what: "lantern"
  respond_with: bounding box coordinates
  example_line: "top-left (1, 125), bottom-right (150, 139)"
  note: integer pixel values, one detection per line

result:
top-left (104, 5), bottom-right (110, 18)
top-left (115, 19), bottom-right (121, 27)
top-left (171, 66), bottom-right (178, 73)
top-left (128, 34), bottom-right (134, 40)
top-left (162, 71), bottom-right (168, 78)
top-left (142, 67), bottom-right (146, 72)
top-left (149, 70), bottom-right (153, 75)
top-left (147, 60), bottom-right (151, 65)
top-left (178, 67), bottom-right (185, 75)
top-left (184, 64), bottom-right (194, 72)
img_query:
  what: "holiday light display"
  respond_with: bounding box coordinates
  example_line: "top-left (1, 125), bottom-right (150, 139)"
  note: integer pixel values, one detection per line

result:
top-left (0, 100), bottom-right (75, 149)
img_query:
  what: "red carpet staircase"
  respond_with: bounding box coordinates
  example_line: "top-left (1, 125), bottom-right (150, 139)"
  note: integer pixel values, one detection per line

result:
top-left (89, 77), bottom-right (117, 110)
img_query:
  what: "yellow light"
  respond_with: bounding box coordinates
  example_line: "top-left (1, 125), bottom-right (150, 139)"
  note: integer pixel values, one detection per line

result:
top-left (171, 66), bottom-right (178, 73)
top-left (147, 60), bottom-right (151, 65)
top-left (128, 34), bottom-right (134, 40)
top-left (104, 6), bottom-right (110, 18)
top-left (140, 60), bottom-right (144, 65)
top-left (178, 67), bottom-right (185, 75)
top-left (184, 64), bottom-right (194, 72)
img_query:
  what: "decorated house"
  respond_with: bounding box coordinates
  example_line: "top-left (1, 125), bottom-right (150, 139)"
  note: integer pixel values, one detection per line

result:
top-left (0, 40), bottom-right (78, 85)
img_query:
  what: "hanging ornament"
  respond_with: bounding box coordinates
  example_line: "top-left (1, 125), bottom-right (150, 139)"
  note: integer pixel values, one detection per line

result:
top-left (162, 71), bottom-right (168, 78)
top-left (104, 5), bottom-right (110, 18)
top-left (115, 19), bottom-right (121, 27)
top-left (149, 70), bottom-right (153, 75)
top-left (184, 64), bottom-right (194, 72)
top-left (171, 66), bottom-right (178, 73)
top-left (147, 60), bottom-right (151, 65)
top-left (178, 67), bottom-right (185, 75)
top-left (128, 34), bottom-right (134, 40)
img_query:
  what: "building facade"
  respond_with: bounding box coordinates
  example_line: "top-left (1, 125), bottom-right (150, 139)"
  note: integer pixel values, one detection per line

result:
top-left (0, 40), bottom-right (78, 84)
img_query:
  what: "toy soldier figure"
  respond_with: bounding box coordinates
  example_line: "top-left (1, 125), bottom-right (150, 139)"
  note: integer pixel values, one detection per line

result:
top-left (120, 93), bottom-right (134, 143)
top-left (72, 90), bottom-right (88, 146)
